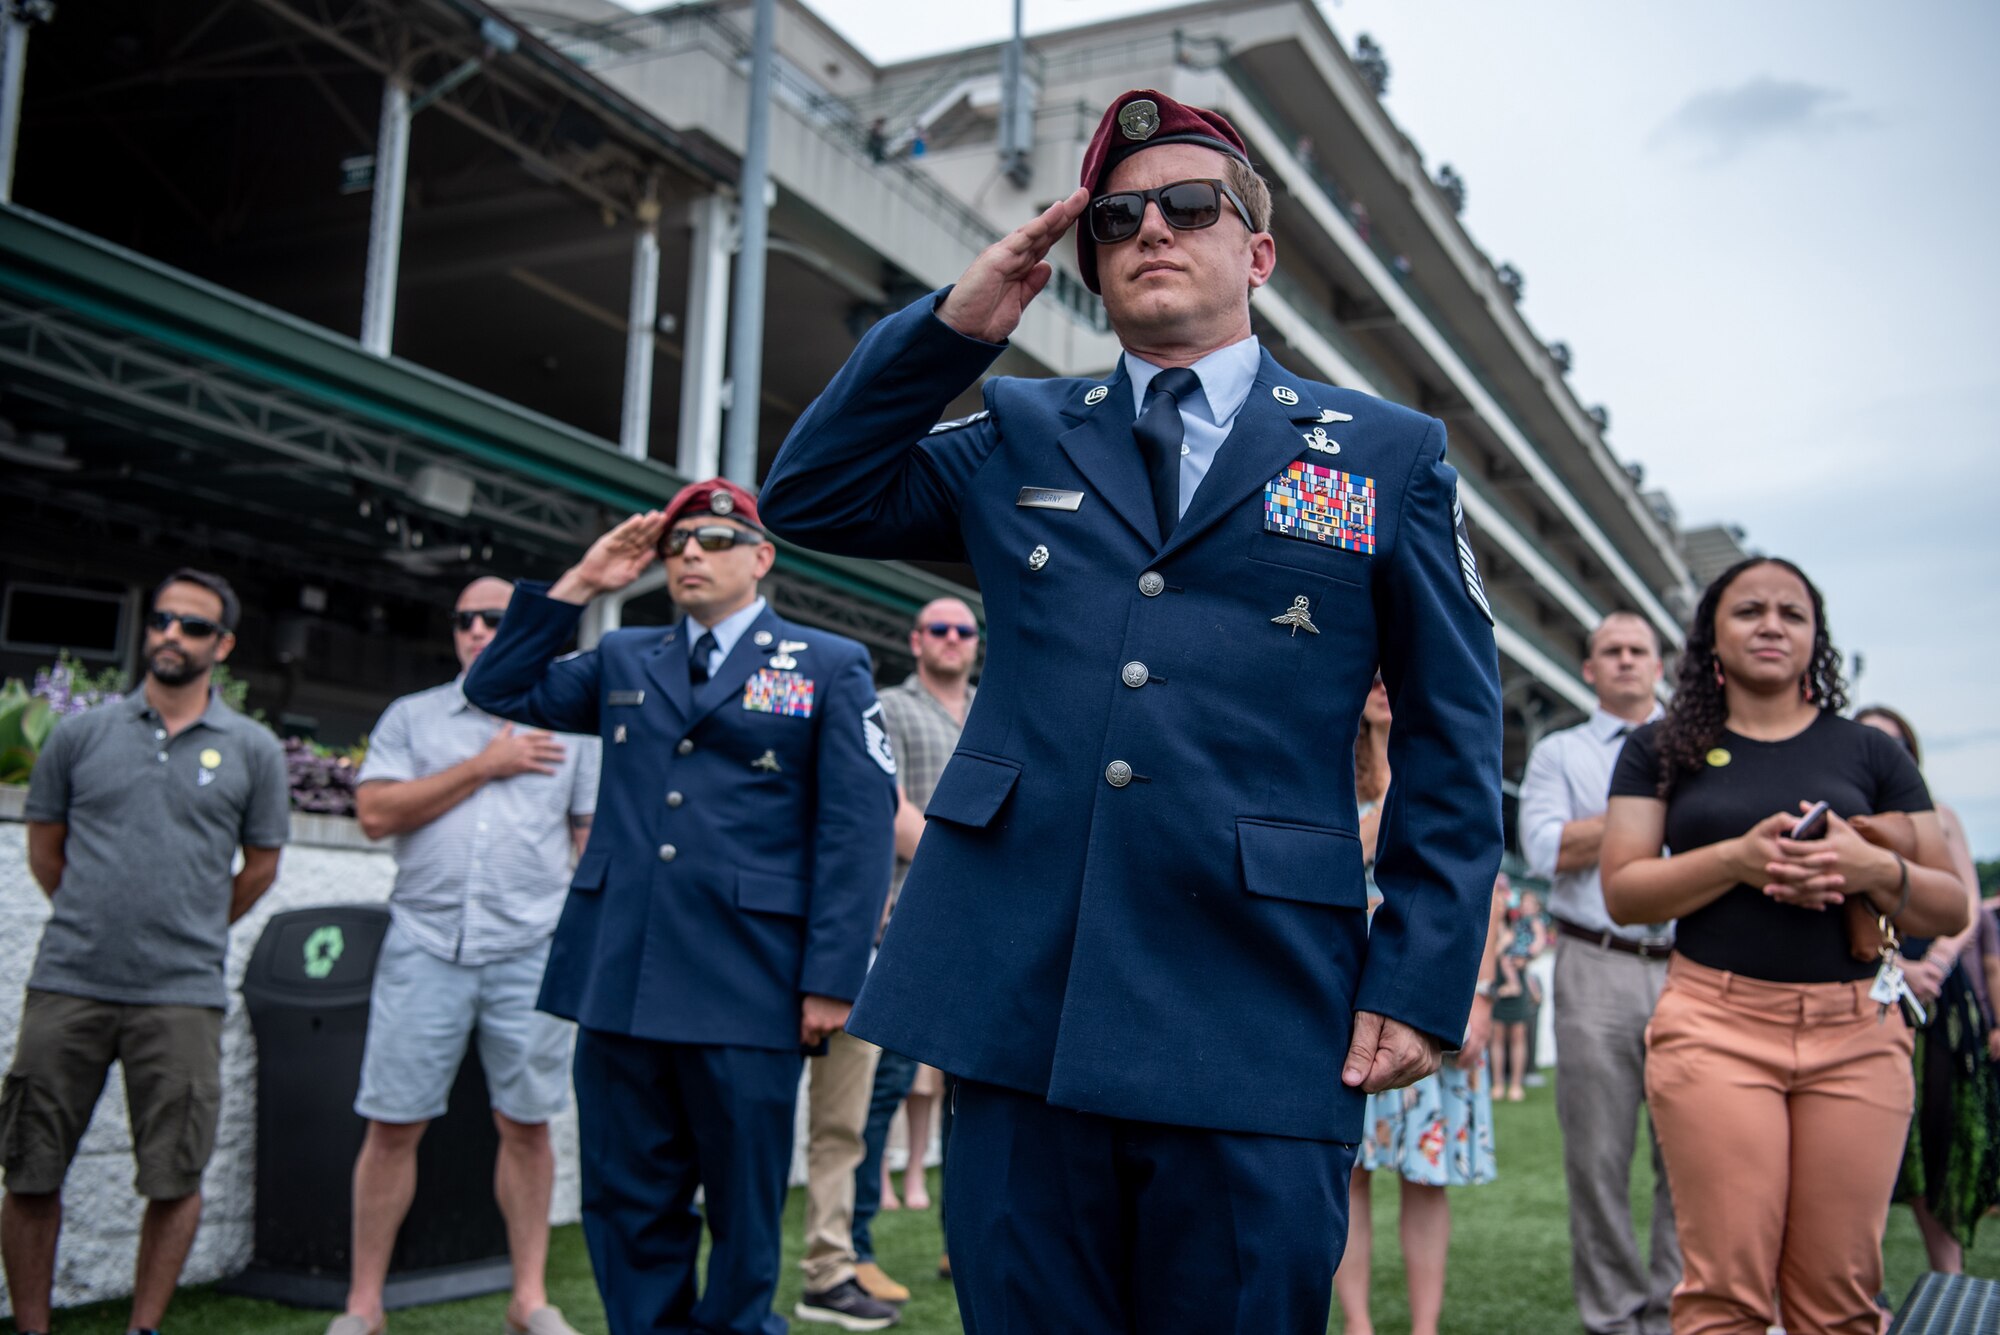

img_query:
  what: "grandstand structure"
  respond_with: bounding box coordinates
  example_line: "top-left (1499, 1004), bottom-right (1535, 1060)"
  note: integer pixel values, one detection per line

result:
top-left (1, 0), bottom-right (1699, 784)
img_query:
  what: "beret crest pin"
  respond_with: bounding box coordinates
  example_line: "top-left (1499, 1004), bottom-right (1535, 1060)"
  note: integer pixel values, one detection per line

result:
top-left (1118, 98), bottom-right (1160, 141)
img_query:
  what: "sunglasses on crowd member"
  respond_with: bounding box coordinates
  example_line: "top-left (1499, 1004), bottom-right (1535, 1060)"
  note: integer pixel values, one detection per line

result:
top-left (1087, 178), bottom-right (1254, 245)
top-left (146, 609), bottom-right (230, 639)
top-left (923, 622), bottom-right (979, 640)
top-left (453, 609), bottom-right (506, 632)
top-left (663, 524), bottom-right (765, 556)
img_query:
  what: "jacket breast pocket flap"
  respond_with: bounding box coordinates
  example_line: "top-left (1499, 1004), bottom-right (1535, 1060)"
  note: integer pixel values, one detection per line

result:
top-left (737, 870), bottom-right (809, 917)
top-left (924, 752), bottom-right (1022, 829)
top-left (1237, 818), bottom-right (1367, 909)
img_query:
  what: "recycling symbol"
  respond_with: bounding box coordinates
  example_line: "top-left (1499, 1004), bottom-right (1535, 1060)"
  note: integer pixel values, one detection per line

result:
top-left (303, 925), bottom-right (345, 980)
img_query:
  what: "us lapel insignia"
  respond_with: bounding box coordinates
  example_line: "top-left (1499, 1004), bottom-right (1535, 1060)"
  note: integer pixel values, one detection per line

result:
top-left (1272, 596), bottom-right (1320, 636)
top-left (1084, 385), bottom-right (1109, 406)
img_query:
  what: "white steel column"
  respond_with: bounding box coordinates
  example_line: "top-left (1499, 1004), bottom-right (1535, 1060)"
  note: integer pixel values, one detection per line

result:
top-left (618, 199), bottom-right (662, 460)
top-left (677, 193), bottom-right (731, 480)
top-left (0, 3), bottom-right (36, 204)
top-left (359, 78), bottom-right (412, 358)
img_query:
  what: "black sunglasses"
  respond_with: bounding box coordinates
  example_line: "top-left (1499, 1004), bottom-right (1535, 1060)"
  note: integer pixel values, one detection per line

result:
top-left (923, 622), bottom-right (979, 640)
top-left (1087, 178), bottom-right (1253, 245)
top-left (147, 609), bottom-right (229, 639)
top-left (663, 524), bottom-right (765, 556)
top-left (453, 609), bottom-right (506, 632)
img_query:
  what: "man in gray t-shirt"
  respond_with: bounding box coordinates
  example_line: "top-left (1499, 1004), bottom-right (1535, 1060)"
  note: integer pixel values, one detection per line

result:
top-left (4, 569), bottom-right (288, 1335)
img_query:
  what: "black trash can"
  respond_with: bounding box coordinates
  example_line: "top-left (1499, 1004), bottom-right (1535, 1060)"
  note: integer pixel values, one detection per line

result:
top-left (222, 904), bottom-right (512, 1309)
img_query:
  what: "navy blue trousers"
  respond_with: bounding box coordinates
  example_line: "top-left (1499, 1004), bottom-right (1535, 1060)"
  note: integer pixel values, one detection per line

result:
top-left (573, 1028), bottom-right (802, 1335)
top-left (946, 1080), bottom-right (1355, 1334)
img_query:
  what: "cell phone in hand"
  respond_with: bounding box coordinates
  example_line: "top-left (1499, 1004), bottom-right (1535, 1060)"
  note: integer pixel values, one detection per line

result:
top-left (1789, 800), bottom-right (1831, 841)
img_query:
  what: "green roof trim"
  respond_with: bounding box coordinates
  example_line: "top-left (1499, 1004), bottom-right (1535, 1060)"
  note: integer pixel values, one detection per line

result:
top-left (0, 203), bottom-right (973, 617)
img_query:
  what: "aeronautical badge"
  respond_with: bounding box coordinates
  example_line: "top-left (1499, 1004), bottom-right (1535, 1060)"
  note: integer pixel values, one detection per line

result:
top-left (1118, 98), bottom-right (1160, 141)
top-left (1264, 462), bottom-right (1376, 554)
top-left (928, 410), bottom-right (990, 435)
top-left (742, 669), bottom-right (816, 718)
top-left (1453, 485), bottom-right (1494, 625)
top-left (862, 702), bottom-right (898, 775)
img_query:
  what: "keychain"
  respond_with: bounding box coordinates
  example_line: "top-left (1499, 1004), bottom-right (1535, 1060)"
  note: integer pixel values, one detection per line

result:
top-left (1867, 915), bottom-right (1927, 1026)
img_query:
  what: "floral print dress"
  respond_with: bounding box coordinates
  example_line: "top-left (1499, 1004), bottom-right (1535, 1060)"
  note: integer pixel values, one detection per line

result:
top-left (1357, 822), bottom-right (1498, 1186)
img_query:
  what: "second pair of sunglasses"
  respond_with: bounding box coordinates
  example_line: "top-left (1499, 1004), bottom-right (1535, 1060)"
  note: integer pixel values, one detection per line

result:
top-left (453, 609), bottom-right (506, 632)
top-left (663, 524), bottom-right (765, 556)
top-left (923, 622), bottom-right (979, 640)
top-left (147, 610), bottom-right (230, 639)
top-left (1086, 178), bottom-right (1253, 245)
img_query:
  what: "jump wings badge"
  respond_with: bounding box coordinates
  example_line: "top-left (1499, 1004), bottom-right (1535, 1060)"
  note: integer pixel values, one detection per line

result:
top-left (1272, 596), bottom-right (1320, 637)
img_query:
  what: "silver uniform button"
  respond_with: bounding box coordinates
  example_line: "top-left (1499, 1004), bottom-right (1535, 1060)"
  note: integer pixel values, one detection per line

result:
top-left (1028, 544), bottom-right (1050, 571)
top-left (1105, 760), bottom-right (1133, 788)
top-left (658, 844), bottom-right (678, 862)
top-left (665, 791), bottom-right (684, 808)
top-left (676, 738), bottom-right (695, 755)
top-left (1139, 571), bottom-right (1165, 597)
top-left (1121, 661), bottom-right (1150, 688)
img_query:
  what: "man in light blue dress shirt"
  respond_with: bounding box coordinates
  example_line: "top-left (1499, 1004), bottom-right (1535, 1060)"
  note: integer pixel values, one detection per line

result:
top-left (1519, 610), bottom-right (1678, 1335)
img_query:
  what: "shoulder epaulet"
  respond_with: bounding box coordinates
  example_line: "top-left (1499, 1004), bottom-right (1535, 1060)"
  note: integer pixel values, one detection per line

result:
top-left (928, 410), bottom-right (991, 435)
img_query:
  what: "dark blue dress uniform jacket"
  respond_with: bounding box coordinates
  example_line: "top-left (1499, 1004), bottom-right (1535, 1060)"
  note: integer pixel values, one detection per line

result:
top-left (760, 292), bottom-right (1504, 1143)
top-left (463, 589), bottom-right (896, 1050)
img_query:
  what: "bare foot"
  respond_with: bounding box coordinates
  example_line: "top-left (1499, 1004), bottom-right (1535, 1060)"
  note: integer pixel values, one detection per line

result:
top-left (904, 1175), bottom-right (932, 1210)
top-left (880, 1188), bottom-right (902, 1211)
top-left (1507, 1086), bottom-right (1525, 1102)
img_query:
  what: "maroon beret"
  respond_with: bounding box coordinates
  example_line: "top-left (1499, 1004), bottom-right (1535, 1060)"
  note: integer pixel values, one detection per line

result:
top-left (660, 477), bottom-right (764, 534)
top-left (1076, 89), bottom-right (1253, 294)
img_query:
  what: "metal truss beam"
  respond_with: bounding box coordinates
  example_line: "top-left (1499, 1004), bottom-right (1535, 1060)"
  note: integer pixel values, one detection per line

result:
top-left (0, 295), bottom-right (605, 548)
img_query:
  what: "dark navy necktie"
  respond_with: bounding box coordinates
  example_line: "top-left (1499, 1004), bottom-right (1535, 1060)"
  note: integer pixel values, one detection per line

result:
top-left (690, 630), bottom-right (717, 685)
top-left (1132, 366), bottom-right (1201, 544)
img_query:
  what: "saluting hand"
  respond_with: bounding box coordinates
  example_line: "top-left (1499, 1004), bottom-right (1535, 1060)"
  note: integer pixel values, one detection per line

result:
top-left (1343, 1011), bottom-right (1442, 1094)
top-left (550, 510), bottom-right (668, 604)
top-left (937, 188), bottom-right (1091, 345)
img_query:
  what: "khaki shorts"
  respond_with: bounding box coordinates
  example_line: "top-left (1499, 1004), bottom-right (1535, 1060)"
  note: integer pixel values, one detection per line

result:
top-left (0, 989), bottom-right (223, 1200)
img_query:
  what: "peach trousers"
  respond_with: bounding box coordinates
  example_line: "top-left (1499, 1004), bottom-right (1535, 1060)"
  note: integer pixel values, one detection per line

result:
top-left (1645, 954), bottom-right (1913, 1335)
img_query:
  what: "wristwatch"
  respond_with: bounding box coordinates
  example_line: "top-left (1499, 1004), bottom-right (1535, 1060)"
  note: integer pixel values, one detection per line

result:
top-left (1474, 979), bottom-right (1496, 999)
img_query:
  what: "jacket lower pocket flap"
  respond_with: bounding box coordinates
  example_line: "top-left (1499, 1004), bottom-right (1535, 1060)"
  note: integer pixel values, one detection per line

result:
top-left (570, 850), bottom-right (609, 894)
top-left (737, 869), bottom-right (810, 917)
top-left (924, 753), bottom-right (1022, 829)
top-left (1237, 818), bottom-right (1366, 908)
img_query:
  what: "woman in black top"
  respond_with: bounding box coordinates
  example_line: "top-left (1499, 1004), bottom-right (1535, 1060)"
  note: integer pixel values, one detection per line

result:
top-left (1601, 557), bottom-right (1967, 1335)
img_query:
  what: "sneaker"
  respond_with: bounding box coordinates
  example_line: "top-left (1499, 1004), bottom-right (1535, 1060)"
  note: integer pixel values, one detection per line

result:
top-left (795, 1278), bottom-right (900, 1330)
top-left (326, 1319), bottom-right (386, 1335)
top-left (854, 1261), bottom-right (911, 1304)
top-left (505, 1306), bottom-right (583, 1335)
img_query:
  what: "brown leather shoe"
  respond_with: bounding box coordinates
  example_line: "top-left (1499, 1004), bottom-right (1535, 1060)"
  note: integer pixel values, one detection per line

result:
top-left (937, 1251), bottom-right (952, 1279)
top-left (854, 1261), bottom-right (910, 1304)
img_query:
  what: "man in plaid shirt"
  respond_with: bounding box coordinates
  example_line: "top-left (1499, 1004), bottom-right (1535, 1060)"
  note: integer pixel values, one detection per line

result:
top-left (842, 597), bottom-right (979, 1304)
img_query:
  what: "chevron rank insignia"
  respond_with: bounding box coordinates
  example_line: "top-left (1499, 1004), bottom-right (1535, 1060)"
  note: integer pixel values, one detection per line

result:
top-left (1453, 485), bottom-right (1494, 625)
top-left (743, 669), bottom-right (816, 717)
top-left (928, 410), bottom-right (990, 435)
top-left (1264, 461), bottom-right (1376, 554)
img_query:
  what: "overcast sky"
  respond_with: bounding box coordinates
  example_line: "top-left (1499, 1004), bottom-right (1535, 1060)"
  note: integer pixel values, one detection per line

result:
top-left (632, 0), bottom-right (2000, 855)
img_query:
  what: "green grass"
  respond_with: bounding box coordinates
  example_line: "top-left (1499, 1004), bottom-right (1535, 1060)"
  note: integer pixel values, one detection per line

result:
top-left (9, 1080), bottom-right (1998, 1333)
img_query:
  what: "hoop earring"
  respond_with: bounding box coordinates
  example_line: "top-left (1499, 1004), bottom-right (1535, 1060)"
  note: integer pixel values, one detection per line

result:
top-left (1801, 676), bottom-right (1814, 702)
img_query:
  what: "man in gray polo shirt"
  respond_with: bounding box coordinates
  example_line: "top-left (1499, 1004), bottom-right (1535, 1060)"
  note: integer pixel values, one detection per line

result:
top-left (4, 568), bottom-right (289, 1335)
top-left (327, 577), bottom-right (597, 1335)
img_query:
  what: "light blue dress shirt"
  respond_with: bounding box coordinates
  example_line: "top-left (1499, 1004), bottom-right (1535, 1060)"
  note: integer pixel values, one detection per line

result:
top-left (689, 595), bottom-right (768, 677)
top-left (1124, 336), bottom-right (1262, 517)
